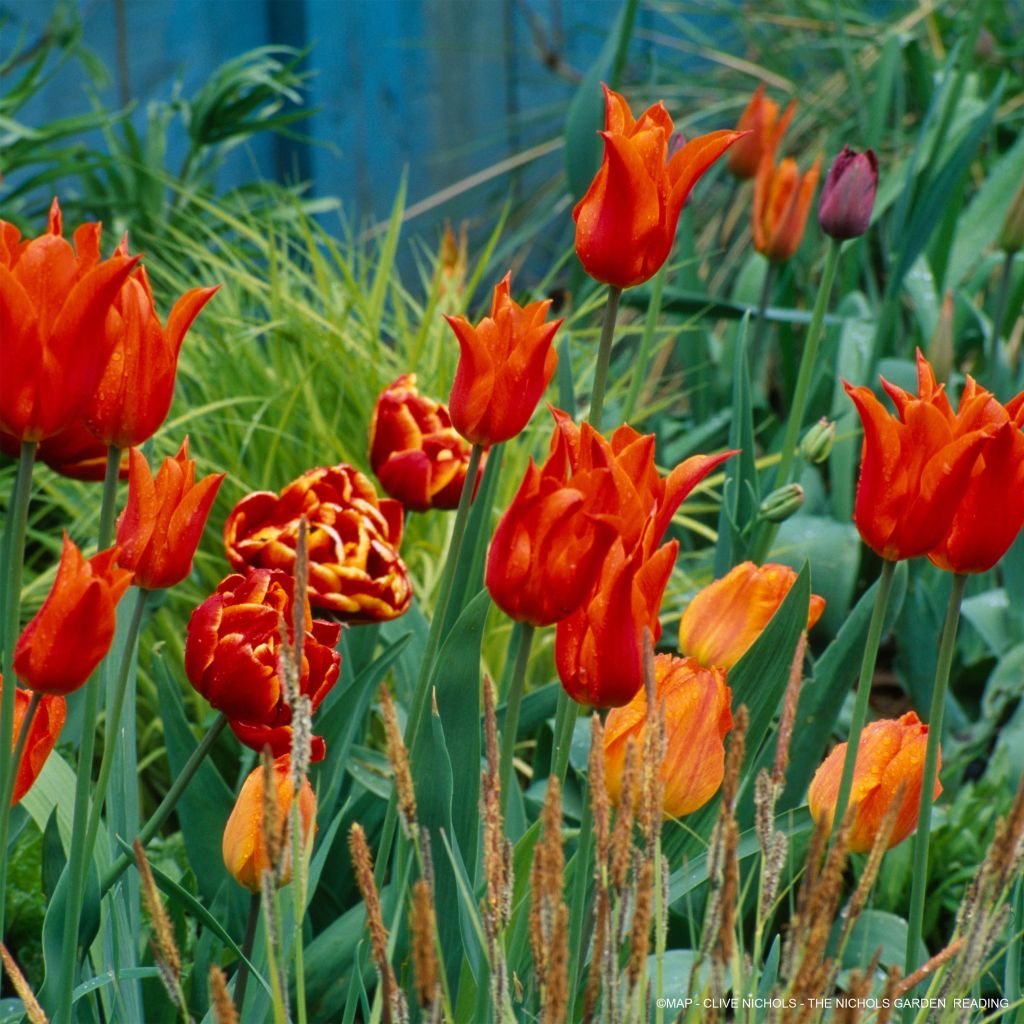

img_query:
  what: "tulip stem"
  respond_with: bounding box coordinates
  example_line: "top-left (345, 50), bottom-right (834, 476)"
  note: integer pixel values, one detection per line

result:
top-left (904, 572), bottom-right (966, 1003)
top-left (100, 713), bottom-right (229, 894)
top-left (234, 891), bottom-right (260, 1011)
top-left (0, 440), bottom-right (36, 940)
top-left (831, 558), bottom-right (896, 842)
top-left (749, 261), bottom-right (778, 372)
top-left (623, 265), bottom-right (667, 422)
top-left (589, 285), bottom-right (622, 432)
top-left (551, 688), bottom-right (578, 785)
top-left (499, 623), bottom-right (534, 809)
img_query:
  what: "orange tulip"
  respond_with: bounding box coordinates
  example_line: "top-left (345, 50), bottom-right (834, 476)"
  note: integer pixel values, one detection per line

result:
top-left (678, 561), bottom-right (826, 670)
top-left (368, 373), bottom-right (483, 511)
top-left (573, 84), bottom-right (744, 288)
top-left (752, 151), bottom-right (822, 262)
top-left (116, 440), bottom-right (224, 590)
top-left (0, 198), bottom-right (140, 441)
top-left (727, 84), bottom-right (796, 181)
top-left (13, 534), bottom-right (132, 695)
top-left (222, 754), bottom-right (317, 891)
top-left (604, 654), bottom-right (733, 817)
top-left (808, 712), bottom-right (940, 853)
top-left (224, 464), bottom-right (411, 622)
top-left (844, 352), bottom-right (995, 561)
top-left (444, 273), bottom-right (561, 447)
top-left (85, 238), bottom-right (218, 448)
top-left (2, 674), bottom-right (66, 805)
top-left (0, 418), bottom-right (128, 481)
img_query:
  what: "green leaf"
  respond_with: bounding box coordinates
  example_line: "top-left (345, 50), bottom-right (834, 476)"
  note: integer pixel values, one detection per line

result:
top-left (831, 909), bottom-right (928, 973)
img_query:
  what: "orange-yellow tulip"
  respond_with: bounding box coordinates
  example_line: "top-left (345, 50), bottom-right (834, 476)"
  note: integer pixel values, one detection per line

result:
top-left (727, 84), bottom-right (795, 181)
top-left (752, 151), bottom-right (822, 262)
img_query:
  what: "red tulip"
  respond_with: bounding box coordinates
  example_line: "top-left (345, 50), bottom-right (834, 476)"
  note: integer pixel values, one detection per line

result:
top-left (2, 674), bottom-right (66, 805)
top-left (0, 418), bottom-right (128, 481)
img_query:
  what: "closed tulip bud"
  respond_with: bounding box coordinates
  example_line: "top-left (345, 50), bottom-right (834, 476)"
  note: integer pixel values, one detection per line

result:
top-left (808, 712), bottom-right (940, 853)
top-left (753, 151), bottom-right (822, 262)
top-left (678, 561), bottom-right (826, 671)
top-left (998, 176), bottom-right (1024, 254)
top-left (0, 419), bottom-right (129, 482)
top-left (800, 418), bottom-right (836, 464)
top-left (759, 483), bottom-right (804, 523)
top-left (116, 440), bottom-right (224, 590)
top-left (224, 464), bottom-right (411, 622)
top-left (604, 655), bottom-right (733, 818)
top-left (222, 755), bottom-right (317, 891)
top-left (727, 84), bottom-right (796, 181)
top-left (14, 534), bottom-right (132, 695)
top-left (817, 147), bottom-right (879, 240)
top-left (444, 273), bottom-right (561, 447)
top-left (3, 674), bottom-right (66, 805)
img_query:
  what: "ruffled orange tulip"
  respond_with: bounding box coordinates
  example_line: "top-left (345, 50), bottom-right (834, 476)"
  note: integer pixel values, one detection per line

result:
top-left (368, 373), bottom-right (483, 511)
top-left (808, 711), bottom-right (940, 853)
top-left (0, 419), bottom-right (128, 481)
top-left (0, 198), bottom-right (140, 441)
top-left (573, 84), bottom-right (744, 288)
top-left (727, 84), bottom-right (796, 181)
top-left (222, 754), bottom-right (317, 891)
top-left (224, 464), bottom-right (412, 622)
top-left (604, 654), bottom-right (733, 817)
top-left (85, 238), bottom-right (218, 448)
top-left (3, 674), bottom-right (66, 805)
top-left (752, 151), bottom-right (822, 262)
top-left (116, 440), bottom-right (224, 590)
top-left (13, 534), bottom-right (132, 695)
top-left (444, 273), bottom-right (561, 447)
top-left (678, 561), bottom-right (826, 670)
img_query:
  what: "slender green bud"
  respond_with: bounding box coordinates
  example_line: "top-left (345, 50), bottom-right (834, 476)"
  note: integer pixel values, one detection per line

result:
top-left (760, 483), bottom-right (804, 523)
top-left (800, 418), bottom-right (836, 464)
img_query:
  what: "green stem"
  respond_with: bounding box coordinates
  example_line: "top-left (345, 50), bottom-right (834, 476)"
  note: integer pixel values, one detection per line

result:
top-left (550, 688), bottom-right (578, 785)
top-left (749, 260), bottom-right (778, 370)
top-left (234, 891), bottom-right (260, 1011)
top-left (589, 285), bottom-right (622, 431)
top-left (831, 559), bottom-right (897, 837)
top-left (623, 266), bottom-right (667, 422)
top-left (904, 573), bottom-right (967, 991)
top-left (101, 713), bottom-right (229, 893)
top-left (499, 623), bottom-right (534, 809)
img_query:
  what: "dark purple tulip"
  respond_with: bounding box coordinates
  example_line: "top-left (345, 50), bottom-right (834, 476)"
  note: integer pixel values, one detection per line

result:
top-left (818, 146), bottom-right (879, 240)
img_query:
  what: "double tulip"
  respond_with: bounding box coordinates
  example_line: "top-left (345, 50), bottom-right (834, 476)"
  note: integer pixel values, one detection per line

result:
top-left (727, 84), bottom-right (796, 181)
top-left (2, 675), bottom-right (66, 805)
top-left (753, 149), bottom-right (822, 263)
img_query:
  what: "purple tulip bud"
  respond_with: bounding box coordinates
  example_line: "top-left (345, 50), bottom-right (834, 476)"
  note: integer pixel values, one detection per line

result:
top-left (817, 146), bottom-right (879, 240)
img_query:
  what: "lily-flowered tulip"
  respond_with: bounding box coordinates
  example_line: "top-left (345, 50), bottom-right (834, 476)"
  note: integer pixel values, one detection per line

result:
top-left (573, 84), bottom-right (744, 288)
top-left (368, 373), bottom-right (483, 511)
top-left (185, 569), bottom-right (342, 761)
top-left (3, 674), bottom-right (66, 805)
top-left (817, 146), bottom-right (879, 240)
top-left (0, 198), bottom-right (140, 441)
top-left (844, 352), bottom-right (995, 561)
top-left (85, 238), bottom-right (218, 449)
top-left (753, 150), bottom-right (823, 262)
top-left (604, 655), bottom-right (733, 818)
top-left (222, 754), bottom-right (317, 891)
top-left (116, 440), bottom-right (224, 590)
top-left (678, 561), bottom-right (826, 670)
top-left (224, 464), bottom-right (412, 622)
top-left (0, 419), bottom-right (128, 481)
top-left (444, 273), bottom-right (561, 447)
top-left (13, 534), bottom-right (132, 695)
top-left (808, 712), bottom-right (940, 853)
top-left (727, 84), bottom-right (796, 181)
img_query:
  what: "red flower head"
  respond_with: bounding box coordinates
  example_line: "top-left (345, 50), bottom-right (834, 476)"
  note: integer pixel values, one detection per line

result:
top-left (753, 150), bottom-right (823, 262)
top-left (116, 439), bottom-right (225, 590)
top-left (573, 84), bottom-right (744, 288)
top-left (368, 373), bottom-right (483, 511)
top-left (185, 568), bottom-right (342, 762)
top-left (13, 533), bottom-right (132, 695)
top-left (3, 674), bottom-right (66, 805)
top-left (223, 464), bottom-right (412, 622)
top-left (0, 418), bottom-right (129, 481)
top-left (85, 236), bottom-right (218, 448)
top-left (444, 273), bottom-right (561, 447)
top-left (727, 84), bottom-right (796, 181)
top-left (0, 198), bottom-right (141, 441)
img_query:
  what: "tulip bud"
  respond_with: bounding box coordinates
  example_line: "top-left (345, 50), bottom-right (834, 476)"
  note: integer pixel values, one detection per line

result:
top-left (998, 176), bottom-right (1024, 254)
top-left (817, 146), bottom-right (878, 240)
top-left (759, 483), bottom-right (804, 523)
top-left (800, 418), bottom-right (836, 464)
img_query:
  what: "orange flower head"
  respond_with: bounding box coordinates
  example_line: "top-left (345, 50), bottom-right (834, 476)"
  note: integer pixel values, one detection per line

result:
top-left (844, 351), bottom-right (996, 561)
top-left (678, 561), bottom-right (826, 670)
top-left (223, 464), bottom-right (412, 622)
top-left (752, 150), bottom-right (822, 262)
top-left (3, 674), bottom-right (66, 805)
top-left (727, 84), bottom-right (796, 180)
top-left (116, 439), bottom-right (225, 590)
top-left (13, 533), bottom-right (132, 695)
top-left (444, 272), bottom-right (561, 447)
top-left (222, 754), bottom-right (317, 891)
top-left (368, 373), bottom-right (484, 511)
top-left (84, 236), bottom-right (218, 448)
top-left (0, 198), bottom-right (141, 441)
top-left (808, 711), bottom-right (940, 853)
top-left (573, 84), bottom-right (745, 288)
top-left (604, 654), bottom-right (733, 817)
top-left (185, 568), bottom-right (342, 762)
top-left (0, 418), bottom-right (129, 481)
